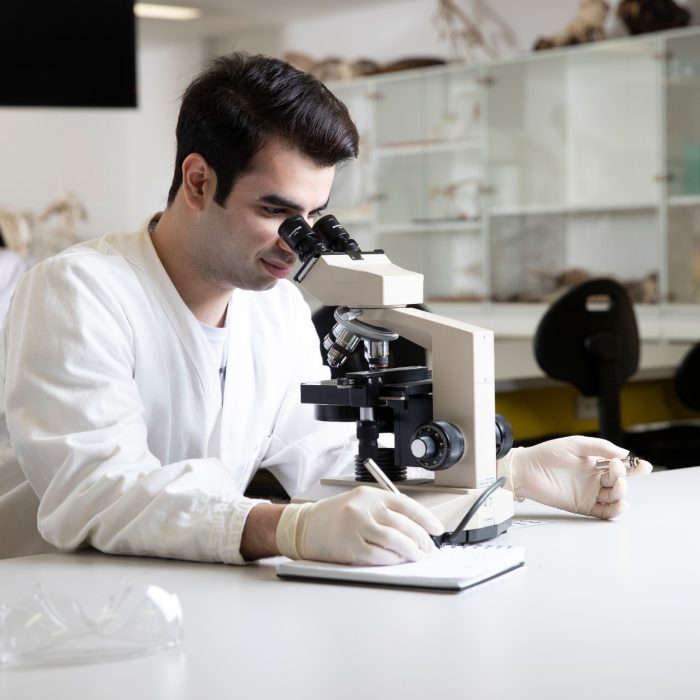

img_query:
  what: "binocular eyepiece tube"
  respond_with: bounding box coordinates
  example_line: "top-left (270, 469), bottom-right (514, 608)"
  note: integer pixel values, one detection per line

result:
top-left (313, 214), bottom-right (360, 254)
top-left (278, 216), bottom-right (329, 263)
top-left (278, 214), bottom-right (360, 263)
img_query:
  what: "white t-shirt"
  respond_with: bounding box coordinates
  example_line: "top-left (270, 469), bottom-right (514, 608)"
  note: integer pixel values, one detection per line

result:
top-left (199, 309), bottom-right (229, 398)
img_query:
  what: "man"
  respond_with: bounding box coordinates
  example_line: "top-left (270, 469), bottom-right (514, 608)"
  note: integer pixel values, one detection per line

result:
top-left (0, 53), bottom-right (650, 563)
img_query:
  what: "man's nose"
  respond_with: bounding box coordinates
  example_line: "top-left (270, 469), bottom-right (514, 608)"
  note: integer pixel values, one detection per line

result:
top-left (277, 235), bottom-right (296, 257)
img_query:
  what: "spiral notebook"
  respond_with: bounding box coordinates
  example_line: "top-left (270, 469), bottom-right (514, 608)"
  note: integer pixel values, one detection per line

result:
top-left (276, 544), bottom-right (525, 591)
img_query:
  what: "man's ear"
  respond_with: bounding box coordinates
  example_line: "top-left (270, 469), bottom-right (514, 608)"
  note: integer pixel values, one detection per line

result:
top-left (181, 153), bottom-right (217, 210)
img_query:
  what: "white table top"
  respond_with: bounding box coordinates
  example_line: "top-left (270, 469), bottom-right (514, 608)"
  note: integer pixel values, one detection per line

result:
top-left (1, 468), bottom-right (699, 700)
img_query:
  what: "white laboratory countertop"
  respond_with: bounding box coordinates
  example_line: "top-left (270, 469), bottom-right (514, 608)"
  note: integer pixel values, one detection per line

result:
top-left (494, 338), bottom-right (691, 392)
top-left (1, 467), bottom-right (699, 700)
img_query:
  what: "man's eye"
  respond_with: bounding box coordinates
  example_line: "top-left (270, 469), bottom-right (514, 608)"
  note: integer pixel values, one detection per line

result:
top-left (263, 207), bottom-right (288, 217)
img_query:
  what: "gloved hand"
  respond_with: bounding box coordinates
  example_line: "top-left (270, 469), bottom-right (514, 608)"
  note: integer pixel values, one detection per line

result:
top-left (276, 485), bottom-right (445, 565)
top-left (497, 435), bottom-right (652, 519)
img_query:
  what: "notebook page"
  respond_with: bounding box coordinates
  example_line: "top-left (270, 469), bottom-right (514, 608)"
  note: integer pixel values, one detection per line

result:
top-left (276, 544), bottom-right (525, 590)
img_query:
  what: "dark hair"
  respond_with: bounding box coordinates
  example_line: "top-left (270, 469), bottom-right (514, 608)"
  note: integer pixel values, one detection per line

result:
top-left (167, 52), bottom-right (359, 206)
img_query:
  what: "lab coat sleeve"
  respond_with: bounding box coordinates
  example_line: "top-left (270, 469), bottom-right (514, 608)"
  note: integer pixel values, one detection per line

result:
top-left (260, 297), bottom-right (357, 496)
top-left (4, 257), bottom-right (264, 565)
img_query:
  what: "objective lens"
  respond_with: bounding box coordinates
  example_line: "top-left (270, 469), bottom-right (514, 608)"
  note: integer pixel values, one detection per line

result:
top-left (323, 322), bottom-right (361, 368)
top-left (278, 215), bottom-right (329, 262)
top-left (364, 340), bottom-right (391, 370)
top-left (313, 214), bottom-right (360, 253)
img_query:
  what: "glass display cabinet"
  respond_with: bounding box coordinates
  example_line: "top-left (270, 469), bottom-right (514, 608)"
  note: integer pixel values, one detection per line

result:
top-left (327, 26), bottom-right (700, 340)
top-left (666, 31), bottom-right (700, 308)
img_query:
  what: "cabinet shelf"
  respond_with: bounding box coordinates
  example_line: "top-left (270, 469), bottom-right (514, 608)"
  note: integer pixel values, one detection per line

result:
top-left (668, 195), bottom-right (700, 207)
top-left (376, 138), bottom-right (481, 158)
top-left (489, 201), bottom-right (657, 217)
top-left (666, 77), bottom-right (700, 88)
top-left (376, 219), bottom-right (481, 234)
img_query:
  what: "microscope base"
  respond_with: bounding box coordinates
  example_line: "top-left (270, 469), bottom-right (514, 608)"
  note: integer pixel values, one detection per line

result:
top-left (436, 518), bottom-right (511, 545)
top-left (297, 477), bottom-right (515, 544)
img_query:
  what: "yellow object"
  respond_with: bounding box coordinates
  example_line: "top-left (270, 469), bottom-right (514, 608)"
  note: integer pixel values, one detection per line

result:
top-left (496, 378), bottom-right (698, 442)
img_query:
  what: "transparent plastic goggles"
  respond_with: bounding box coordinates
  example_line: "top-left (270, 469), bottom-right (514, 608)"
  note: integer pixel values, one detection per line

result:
top-left (0, 580), bottom-right (182, 668)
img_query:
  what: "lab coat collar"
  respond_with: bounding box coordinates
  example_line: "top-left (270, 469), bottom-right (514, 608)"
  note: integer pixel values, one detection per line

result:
top-left (122, 219), bottom-right (224, 403)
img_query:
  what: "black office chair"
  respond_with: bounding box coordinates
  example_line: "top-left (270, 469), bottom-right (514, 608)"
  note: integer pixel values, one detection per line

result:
top-left (624, 341), bottom-right (700, 468)
top-left (675, 343), bottom-right (700, 413)
top-left (534, 278), bottom-right (639, 446)
top-left (534, 278), bottom-right (700, 467)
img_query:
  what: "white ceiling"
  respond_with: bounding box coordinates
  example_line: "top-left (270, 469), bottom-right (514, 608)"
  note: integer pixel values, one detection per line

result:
top-left (140, 0), bottom-right (407, 34)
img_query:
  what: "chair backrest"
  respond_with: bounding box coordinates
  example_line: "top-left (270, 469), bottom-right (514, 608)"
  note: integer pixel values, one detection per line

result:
top-left (534, 278), bottom-right (640, 444)
top-left (675, 342), bottom-right (700, 413)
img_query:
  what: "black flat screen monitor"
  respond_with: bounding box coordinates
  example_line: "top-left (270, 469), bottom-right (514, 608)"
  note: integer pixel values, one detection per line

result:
top-left (0, 0), bottom-right (137, 108)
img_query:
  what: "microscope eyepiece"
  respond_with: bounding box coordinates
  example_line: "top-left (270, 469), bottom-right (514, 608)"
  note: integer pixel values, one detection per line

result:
top-left (278, 215), bottom-right (329, 263)
top-left (313, 214), bottom-right (360, 254)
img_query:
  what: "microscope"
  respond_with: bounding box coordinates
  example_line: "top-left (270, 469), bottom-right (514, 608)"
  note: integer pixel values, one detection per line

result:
top-left (278, 214), bottom-right (514, 545)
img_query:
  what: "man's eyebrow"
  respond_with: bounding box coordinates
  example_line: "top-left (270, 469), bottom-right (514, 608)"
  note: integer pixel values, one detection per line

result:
top-left (258, 193), bottom-right (329, 213)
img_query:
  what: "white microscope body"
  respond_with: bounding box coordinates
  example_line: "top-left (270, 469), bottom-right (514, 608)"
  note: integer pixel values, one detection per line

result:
top-left (280, 215), bottom-right (514, 543)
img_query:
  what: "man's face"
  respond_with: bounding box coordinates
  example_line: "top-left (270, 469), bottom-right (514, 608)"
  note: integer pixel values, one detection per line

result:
top-left (189, 138), bottom-right (335, 292)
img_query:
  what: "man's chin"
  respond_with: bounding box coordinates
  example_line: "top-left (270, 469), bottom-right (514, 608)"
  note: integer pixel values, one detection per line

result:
top-left (238, 277), bottom-right (279, 292)
top-left (260, 278), bottom-right (279, 291)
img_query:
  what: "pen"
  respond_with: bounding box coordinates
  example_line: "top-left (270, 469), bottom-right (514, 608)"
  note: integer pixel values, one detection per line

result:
top-left (363, 458), bottom-right (401, 494)
top-left (595, 455), bottom-right (640, 471)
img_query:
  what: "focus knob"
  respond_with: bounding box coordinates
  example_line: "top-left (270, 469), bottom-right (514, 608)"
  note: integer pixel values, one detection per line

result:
top-left (410, 420), bottom-right (465, 471)
top-left (410, 435), bottom-right (436, 461)
top-left (495, 413), bottom-right (514, 459)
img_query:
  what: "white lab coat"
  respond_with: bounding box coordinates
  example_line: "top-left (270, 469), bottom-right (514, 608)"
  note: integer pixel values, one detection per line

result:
top-left (0, 226), bottom-right (354, 562)
top-left (0, 247), bottom-right (26, 324)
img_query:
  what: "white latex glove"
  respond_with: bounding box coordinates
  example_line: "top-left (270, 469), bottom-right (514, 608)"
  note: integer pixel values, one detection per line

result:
top-left (497, 436), bottom-right (652, 519)
top-left (276, 486), bottom-right (445, 565)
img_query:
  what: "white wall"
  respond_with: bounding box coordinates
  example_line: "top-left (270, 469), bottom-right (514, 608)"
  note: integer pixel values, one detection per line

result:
top-left (0, 35), bottom-right (204, 240)
top-left (123, 38), bottom-right (205, 230)
top-left (278, 0), bottom-right (581, 61)
top-left (0, 107), bottom-right (129, 239)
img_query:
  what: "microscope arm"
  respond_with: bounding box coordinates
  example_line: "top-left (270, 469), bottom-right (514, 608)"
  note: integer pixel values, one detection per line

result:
top-left (358, 307), bottom-right (498, 490)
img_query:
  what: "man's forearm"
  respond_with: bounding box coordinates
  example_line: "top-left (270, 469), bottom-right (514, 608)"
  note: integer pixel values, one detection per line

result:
top-left (240, 502), bottom-right (287, 561)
